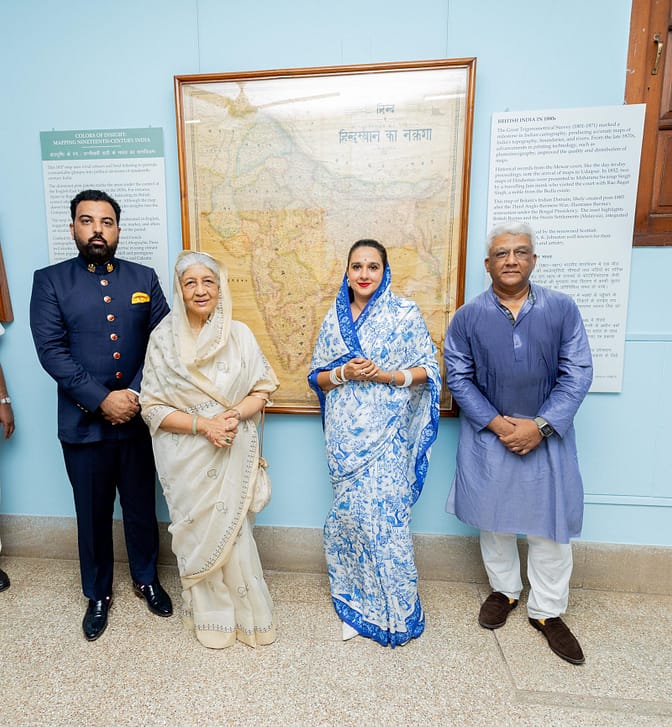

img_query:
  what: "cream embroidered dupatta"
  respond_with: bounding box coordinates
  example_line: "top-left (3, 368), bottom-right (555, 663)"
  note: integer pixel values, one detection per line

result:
top-left (141, 251), bottom-right (278, 648)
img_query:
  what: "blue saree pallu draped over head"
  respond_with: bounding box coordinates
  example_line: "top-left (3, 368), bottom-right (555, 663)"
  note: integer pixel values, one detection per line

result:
top-left (308, 265), bottom-right (441, 646)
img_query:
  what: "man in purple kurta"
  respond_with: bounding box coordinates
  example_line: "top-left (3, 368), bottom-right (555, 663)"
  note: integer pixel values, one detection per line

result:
top-left (444, 222), bottom-right (592, 665)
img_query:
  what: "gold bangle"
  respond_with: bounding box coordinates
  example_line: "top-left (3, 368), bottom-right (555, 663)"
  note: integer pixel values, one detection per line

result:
top-left (191, 414), bottom-right (199, 435)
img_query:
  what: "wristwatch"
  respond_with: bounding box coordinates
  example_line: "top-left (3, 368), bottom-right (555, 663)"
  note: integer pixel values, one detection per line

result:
top-left (534, 416), bottom-right (554, 438)
top-left (0, 396), bottom-right (10, 405)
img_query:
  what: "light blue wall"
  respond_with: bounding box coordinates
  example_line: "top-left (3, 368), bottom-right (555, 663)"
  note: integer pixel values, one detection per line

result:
top-left (1, 0), bottom-right (669, 546)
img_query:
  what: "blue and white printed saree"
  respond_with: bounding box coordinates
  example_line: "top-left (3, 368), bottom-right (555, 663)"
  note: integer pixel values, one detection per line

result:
top-left (308, 266), bottom-right (441, 646)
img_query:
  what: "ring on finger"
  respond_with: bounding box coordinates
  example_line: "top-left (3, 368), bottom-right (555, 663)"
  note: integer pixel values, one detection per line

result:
top-left (225, 437), bottom-right (231, 444)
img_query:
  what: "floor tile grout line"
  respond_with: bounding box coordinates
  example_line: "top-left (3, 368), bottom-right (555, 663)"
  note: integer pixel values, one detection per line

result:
top-left (515, 688), bottom-right (672, 718)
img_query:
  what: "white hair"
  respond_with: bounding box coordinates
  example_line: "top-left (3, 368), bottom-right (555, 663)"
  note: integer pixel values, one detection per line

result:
top-left (486, 221), bottom-right (536, 254)
top-left (175, 252), bottom-right (220, 282)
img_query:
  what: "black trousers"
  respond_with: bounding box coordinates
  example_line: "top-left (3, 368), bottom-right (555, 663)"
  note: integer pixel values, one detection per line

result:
top-left (61, 434), bottom-right (159, 601)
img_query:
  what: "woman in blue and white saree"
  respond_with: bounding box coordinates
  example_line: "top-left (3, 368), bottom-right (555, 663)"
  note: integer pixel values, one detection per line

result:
top-left (308, 239), bottom-right (441, 647)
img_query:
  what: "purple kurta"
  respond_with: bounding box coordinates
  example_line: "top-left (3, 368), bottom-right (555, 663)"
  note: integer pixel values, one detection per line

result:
top-left (444, 284), bottom-right (593, 543)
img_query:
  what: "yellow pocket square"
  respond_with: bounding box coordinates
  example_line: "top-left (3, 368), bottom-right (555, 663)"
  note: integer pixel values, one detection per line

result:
top-left (131, 292), bottom-right (151, 304)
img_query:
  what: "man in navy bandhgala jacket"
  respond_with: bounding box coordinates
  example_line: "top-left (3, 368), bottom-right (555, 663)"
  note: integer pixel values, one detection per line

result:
top-left (30, 189), bottom-right (173, 641)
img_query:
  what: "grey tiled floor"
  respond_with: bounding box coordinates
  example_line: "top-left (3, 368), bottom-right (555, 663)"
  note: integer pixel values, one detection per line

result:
top-left (0, 556), bottom-right (670, 726)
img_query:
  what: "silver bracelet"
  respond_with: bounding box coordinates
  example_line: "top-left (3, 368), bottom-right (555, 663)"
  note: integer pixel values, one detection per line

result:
top-left (400, 369), bottom-right (413, 388)
top-left (329, 368), bottom-right (344, 386)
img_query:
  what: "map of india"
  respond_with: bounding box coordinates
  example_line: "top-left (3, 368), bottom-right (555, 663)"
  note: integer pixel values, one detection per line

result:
top-left (179, 68), bottom-right (470, 410)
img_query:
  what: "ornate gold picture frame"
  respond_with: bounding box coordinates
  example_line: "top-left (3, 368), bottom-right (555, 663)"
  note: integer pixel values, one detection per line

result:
top-left (175, 58), bottom-right (475, 414)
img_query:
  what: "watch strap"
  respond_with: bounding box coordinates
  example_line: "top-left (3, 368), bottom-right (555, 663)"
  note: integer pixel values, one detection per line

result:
top-left (534, 416), bottom-right (554, 437)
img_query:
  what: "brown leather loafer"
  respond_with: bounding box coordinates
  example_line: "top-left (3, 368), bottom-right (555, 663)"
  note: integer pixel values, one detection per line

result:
top-left (529, 617), bottom-right (585, 664)
top-left (478, 591), bottom-right (518, 629)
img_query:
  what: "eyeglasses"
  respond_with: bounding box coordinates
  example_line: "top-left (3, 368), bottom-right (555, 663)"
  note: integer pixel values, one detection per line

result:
top-left (492, 248), bottom-right (533, 261)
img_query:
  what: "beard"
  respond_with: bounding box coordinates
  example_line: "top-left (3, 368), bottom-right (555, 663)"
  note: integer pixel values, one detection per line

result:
top-left (74, 233), bottom-right (118, 264)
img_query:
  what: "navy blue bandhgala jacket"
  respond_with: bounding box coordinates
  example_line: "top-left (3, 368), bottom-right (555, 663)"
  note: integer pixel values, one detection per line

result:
top-left (30, 254), bottom-right (169, 444)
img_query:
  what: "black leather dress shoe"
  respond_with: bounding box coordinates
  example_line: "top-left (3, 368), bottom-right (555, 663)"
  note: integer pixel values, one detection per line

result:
top-left (133, 579), bottom-right (173, 617)
top-left (83, 597), bottom-right (111, 641)
top-left (0, 568), bottom-right (10, 592)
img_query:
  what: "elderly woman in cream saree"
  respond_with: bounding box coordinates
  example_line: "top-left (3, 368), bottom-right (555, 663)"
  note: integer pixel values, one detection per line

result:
top-left (140, 251), bottom-right (278, 649)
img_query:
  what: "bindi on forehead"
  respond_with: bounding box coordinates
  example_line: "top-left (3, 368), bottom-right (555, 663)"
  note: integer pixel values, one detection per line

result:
top-left (350, 249), bottom-right (382, 264)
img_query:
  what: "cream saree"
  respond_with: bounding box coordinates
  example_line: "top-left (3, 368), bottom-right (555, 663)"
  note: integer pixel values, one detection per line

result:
top-left (140, 251), bottom-right (278, 648)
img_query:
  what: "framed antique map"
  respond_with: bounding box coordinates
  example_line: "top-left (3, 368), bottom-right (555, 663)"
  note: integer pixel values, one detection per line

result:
top-left (175, 58), bottom-right (475, 414)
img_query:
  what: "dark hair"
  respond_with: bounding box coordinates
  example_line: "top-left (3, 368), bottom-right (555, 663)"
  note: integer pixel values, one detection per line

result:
top-left (70, 190), bottom-right (121, 223)
top-left (347, 239), bottom-right (388, 268)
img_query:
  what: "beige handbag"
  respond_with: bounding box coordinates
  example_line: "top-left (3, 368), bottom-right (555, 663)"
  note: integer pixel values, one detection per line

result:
top-left (249, 408), bottom-right (271, 513)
